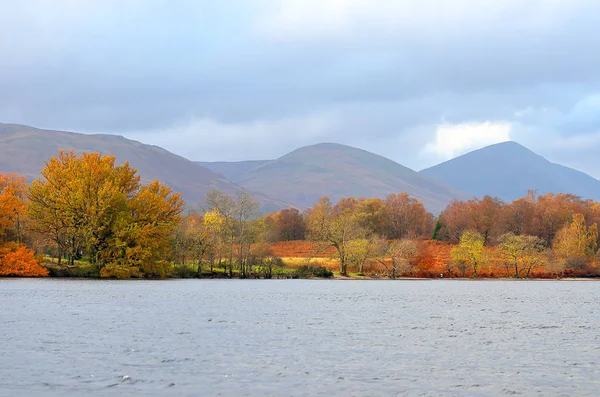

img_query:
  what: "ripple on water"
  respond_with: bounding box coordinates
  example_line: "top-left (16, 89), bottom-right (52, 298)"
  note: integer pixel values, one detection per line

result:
top-left (0, 279), bottom-right (599, 396)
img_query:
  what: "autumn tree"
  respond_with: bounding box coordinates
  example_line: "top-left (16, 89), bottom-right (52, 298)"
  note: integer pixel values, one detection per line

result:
top-left (0, 243), bottom-right (48, 277)
top-left (345, 238), bottom-right (372, 274)
top-left (28, 151), bottom-right (139, 266)
top-left (370, 235), bottom-right (392, 276)
top-left (552, 213), bottom-right (598, 275)
top-left (184, 212), bottom-right (214, 275)
top-left (204, 190), bottom-right (236, 277)
top-left (234, 191), bottom-right (259, 278)
top-left (265, 208), bottom-right (306, 242)
top-left (438, 200), bottom-right (472, 243)
top-left (204, 190), bottom-right (260, 278)
top-left (497, 233), bottom-right (546, 277)
top-left (355, 198), bottom-right (386, 236)
top-left (451, 231), bottom-right (486, 277)
top-left (0, 173), bottom-right (27, 243)
top-left (306, 196), bottom-right (367, 276)
top-left (390, 239), bottom-right (418, 278)
top-left (28, 151), bottom-right (183, 277)
top-left (203, 209), bottom-right (225, 273)
top-left (500, 192), bottom-right (536, 236)
top-left (469, 196), bottom-right (504, 244)
top-left (383, 193), bottom-right (430, 239)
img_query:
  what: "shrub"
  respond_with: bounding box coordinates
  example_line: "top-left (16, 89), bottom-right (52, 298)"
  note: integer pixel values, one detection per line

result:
top-left (173, 264), bottom-right (198, 279)
top-left (294, 265), bottom-right (333, 278)
top-left (100, 264), bottom-right (143, 279)
top-left (140, 261), bottom-right (174, 279)
top-left (0, 244), bottom-right (49, 277)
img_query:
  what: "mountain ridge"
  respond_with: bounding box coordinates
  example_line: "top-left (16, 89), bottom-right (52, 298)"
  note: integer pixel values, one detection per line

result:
top-left (207, 142), bottom-right (471, 214)
top-left (0, 123), bottom-right (290, 212)
top-left (420, 140), bottom-right (600, 202)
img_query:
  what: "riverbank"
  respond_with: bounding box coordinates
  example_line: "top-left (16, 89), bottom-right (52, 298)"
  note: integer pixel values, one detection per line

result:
top-left (21, 260), bottom-right (595, 280)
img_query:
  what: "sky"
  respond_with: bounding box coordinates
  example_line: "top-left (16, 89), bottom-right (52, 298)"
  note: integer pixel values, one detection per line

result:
top-left (2, 0), bottom-right (600, 176)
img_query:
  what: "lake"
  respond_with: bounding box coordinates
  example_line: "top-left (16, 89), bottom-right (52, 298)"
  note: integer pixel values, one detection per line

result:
top-left (0, 279), bottom-right (598, 396)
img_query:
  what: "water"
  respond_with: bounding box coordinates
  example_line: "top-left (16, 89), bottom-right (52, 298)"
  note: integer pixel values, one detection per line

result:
top-left (0, 279), bottom-right (598, 396)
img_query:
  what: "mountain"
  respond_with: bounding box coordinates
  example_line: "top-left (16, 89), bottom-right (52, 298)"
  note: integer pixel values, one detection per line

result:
top-left (211, 143), bottom-right (471, 214)
top-left (196, 160), bottom-right (270, 181)
top-left (0, 123), bottom-right (288, 212)
top-left (420, 141), bottom-right (600, 202)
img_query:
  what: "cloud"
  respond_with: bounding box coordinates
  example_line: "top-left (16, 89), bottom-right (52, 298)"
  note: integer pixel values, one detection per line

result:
top-left (126, 112), bottom-right (342, 161)
top-left (1, 0), bottom-right (600, 176)
top-left (425, 122), bottom-right (512, 160)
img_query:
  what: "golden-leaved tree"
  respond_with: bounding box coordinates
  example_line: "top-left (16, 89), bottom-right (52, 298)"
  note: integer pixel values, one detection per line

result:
top-left (451, 230), bottom-right (486, 277)
top-left (306, 196), bottom-right (367, 276)
top-left (28, 151), bottom-right (183, 277)
top-left (552, 213), bottom-right (598, 275)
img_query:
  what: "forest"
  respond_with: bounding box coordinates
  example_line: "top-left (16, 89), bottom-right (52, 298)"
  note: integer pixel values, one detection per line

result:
top-left (1, 150), bottom-right (599, 279)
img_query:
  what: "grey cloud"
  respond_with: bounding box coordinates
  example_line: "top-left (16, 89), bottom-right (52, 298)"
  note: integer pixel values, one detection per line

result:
top-left (2, 1), bottom-right (600, 176)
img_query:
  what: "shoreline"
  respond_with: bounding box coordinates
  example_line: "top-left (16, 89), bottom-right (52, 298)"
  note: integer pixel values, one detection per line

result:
top-left (2, 276), bottom-right (598, 281)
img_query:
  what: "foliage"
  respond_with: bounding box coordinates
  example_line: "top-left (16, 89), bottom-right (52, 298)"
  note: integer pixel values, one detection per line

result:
top-left (552, 213), bottom-right (598, 275)
top-left (0, 243), bottom-right (48, 277)
top-left (7, 150), bottom-right (600, 279)
top-left (28, 151), bottom-right (183, 277)
top-left (391, 239), bottom-right (418, 277)
top-left (497, 233), bottom-right (546, 277)
top-left (172, 263), bottom-right (199, 279)
top-left (262, 208), bottom-right (306, 242)
top-left (306, 196), bottom-right (367, 276)
top-left (294, 265), bottom-right (334, 278)
top-left (99, 263), bottom-right (143, 279)
top-left (0, 173), bottom-right (27, 242)
top-left (451, 231), bottom-right (487, 277)
top-left (345, 238), bottom-right (372, 274)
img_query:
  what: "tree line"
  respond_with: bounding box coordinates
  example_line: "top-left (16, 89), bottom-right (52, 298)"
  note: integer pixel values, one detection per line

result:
top-left (1, 150), bottom-right (600, 278)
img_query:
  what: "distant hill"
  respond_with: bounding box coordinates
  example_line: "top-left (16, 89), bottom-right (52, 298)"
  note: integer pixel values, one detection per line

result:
top-left (420, 141), bottom-right (600, 202)
top-left (214, 143), bottom-right (471, 214)
top-left (0, 123), bottom-right (288, 212)
top-left (196, 160), bottom-right (270, 181)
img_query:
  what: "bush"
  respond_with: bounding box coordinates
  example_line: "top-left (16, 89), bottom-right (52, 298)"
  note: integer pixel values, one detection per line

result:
top-left (46, 262), bottom-right (100, 278)
top-left (294, 265), bottom-right (333, 278)
top-left (0, 244), bottom-right (49, 277)
top-left (140, 261), bottom-right (174, 279)
top-left (173, 264), bottom-right (198, 279)
top-left (100, 264), bottom-right (143, 279)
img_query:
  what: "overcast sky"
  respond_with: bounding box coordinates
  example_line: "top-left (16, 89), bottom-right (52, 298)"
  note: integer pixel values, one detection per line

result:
top-left (2, 1), bottom-right (600, 176)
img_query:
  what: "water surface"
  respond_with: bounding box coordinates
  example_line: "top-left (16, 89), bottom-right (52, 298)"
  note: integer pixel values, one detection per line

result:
top-left (1, 279), bottom-right (598, 396)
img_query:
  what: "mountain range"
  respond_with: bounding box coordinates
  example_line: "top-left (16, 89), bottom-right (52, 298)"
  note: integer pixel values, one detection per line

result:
top-left (200, 143), bottom-right (469, 213)
top-left (2, 122), bottom-right (600, 214)
top-left (0, 123), bottom-right (288, 212)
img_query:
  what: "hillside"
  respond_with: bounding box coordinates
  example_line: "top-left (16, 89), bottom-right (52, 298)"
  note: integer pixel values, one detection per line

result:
top-left (0, 123), bottom-right (288, 212)
top-left (196, 160), bottom-right (270, 181)
top-left (219, 143), bottom-right (470, 214)
top-left (420, 141), bottom-right (600, 202)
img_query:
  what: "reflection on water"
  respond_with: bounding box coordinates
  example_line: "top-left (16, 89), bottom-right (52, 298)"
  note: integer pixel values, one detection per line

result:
top-left (0, 279), bottom-right (599, 396)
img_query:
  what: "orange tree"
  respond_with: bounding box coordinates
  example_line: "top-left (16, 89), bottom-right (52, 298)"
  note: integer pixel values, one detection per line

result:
top-left (0, 173), bottom-right (27, 242)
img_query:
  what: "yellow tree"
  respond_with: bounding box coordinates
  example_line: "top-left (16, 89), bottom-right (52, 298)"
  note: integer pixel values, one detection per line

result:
top-left (451, 230), bottom-right (486, 277)
top-left (101, 181), bottom-right (184, 278)
top-left (306, 196), bottom-right (367, 276)
top-left (29, 151), bottom-right (183, 277)
top-left (346, 238), bottom-right (372, 274)
top-left (28, 150), bottom-right (139, 266)
top-left (497, 233), bottom-right (546, 277)
top-left (553, 213), bottom-right (598, 275)
top-left (204, 209), bottom-right (225, 273)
